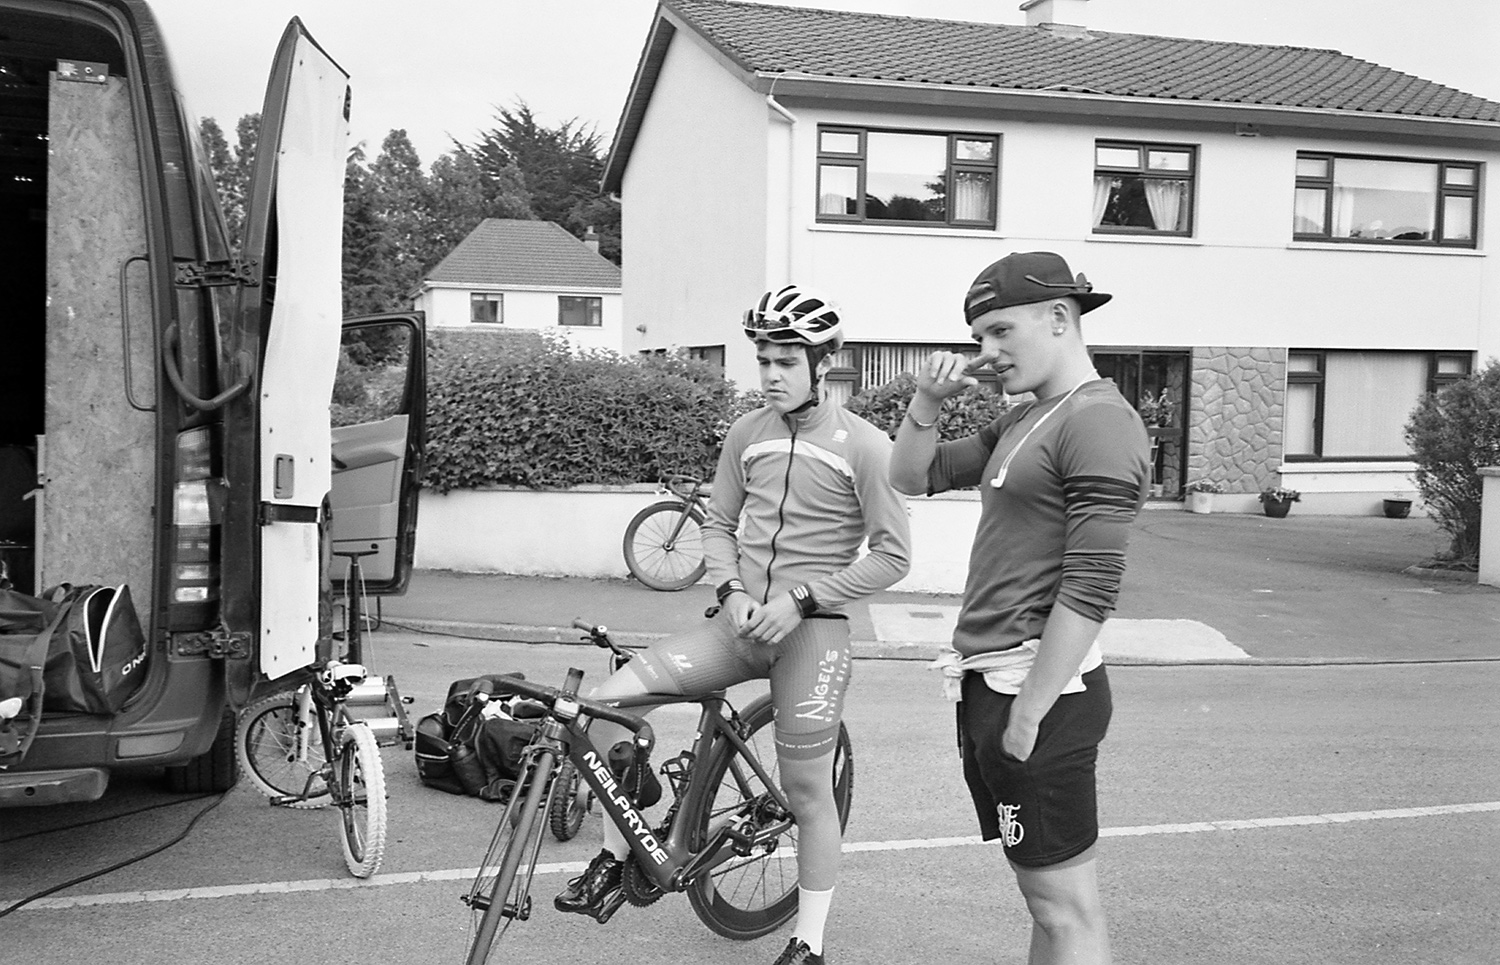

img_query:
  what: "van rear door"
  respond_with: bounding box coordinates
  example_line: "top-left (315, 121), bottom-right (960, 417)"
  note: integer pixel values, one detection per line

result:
top-left (236, 20), bottom-right (350, 680)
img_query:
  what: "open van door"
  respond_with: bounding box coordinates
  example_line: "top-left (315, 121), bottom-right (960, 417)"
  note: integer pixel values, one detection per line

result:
top-left (330, 314), bottom-right (426, 596)
top-left (237, 20), bottom-right (349, 680)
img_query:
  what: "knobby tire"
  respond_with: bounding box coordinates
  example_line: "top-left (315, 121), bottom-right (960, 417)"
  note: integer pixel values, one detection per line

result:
top-left (236, 690), bottom-right (331, 808)
top-left (337, 723), bottom-right (387, 878)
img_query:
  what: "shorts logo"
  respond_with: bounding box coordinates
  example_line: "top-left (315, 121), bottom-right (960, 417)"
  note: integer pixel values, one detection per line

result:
top-left (998, 803), bottom-right (1025, 848)
top-left (669, 653), bottom-right (694, 671)
top-left (832, 429), bottom-right (848, 444)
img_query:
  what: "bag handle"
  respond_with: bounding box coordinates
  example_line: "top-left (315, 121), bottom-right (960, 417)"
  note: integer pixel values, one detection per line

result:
top-left (0, 606), bottom-right (70, 769)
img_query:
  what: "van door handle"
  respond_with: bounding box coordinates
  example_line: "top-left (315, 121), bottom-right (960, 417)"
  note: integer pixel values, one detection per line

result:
top-left (162, 323), bottom-right (252, 411)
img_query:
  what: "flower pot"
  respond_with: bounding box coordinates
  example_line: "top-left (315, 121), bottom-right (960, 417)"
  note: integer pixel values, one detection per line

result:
top-left (1383, 498), bottom-right (1412, 519)
top-left (1262, 498), bottom-right (1293, 518)
top-left (1186, 492), bottom-right (1213, 515)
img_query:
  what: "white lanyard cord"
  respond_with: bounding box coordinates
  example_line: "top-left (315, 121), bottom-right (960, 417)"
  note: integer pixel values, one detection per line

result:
top-left (990, 377), bottom-right (1096, 489)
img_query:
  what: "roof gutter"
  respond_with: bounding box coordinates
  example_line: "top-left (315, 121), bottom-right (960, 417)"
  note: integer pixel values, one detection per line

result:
top-left (752, 72), bottom-right (1500, 146)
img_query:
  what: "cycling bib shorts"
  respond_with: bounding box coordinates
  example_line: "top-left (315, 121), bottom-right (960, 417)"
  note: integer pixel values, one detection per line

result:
top-left (627, 608), bottom-right (852, 760)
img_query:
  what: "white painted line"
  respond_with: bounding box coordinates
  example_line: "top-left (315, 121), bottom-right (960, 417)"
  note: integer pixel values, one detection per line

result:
top-left (16, 801), bottom-right (1498, 911)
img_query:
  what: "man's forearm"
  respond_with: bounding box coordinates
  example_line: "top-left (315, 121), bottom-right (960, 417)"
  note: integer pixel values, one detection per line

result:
top-left (889, 398), bottom-right (941, 495)
top-left (1012, 605), bottom-right (1104, 726)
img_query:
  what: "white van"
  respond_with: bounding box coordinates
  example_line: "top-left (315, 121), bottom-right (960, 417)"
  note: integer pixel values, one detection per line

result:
top-left (0, 1), bottom-right (425, 804)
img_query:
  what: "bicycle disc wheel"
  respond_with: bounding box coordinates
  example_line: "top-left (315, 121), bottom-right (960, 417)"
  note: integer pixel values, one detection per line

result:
top-left (236, 692), bottom-right (330, 808)
top-left (336, 723), bottom-right (387, 878)
top-left (464, 750), bottom-right (557, 965)
top-left (622, 501), bottom-right (706, 591)
top-left (684, 695), bottom-right (854, 940)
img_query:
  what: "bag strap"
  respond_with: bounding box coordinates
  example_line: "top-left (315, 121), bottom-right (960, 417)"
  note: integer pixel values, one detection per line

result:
top-left (0, 606), bottom-right (70, 770)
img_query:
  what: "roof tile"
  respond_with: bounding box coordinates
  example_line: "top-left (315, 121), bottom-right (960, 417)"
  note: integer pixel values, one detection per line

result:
top-left (665, 0), bottom-right (1500, 122)
top-left (424, 219), bottom-right (621, 290)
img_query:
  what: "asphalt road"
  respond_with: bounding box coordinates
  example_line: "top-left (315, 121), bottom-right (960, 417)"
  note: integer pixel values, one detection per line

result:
top-left (4, 632), bottom-right (1498, 965)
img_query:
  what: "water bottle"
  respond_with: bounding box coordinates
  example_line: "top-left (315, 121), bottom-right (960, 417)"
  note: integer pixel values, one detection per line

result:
top-left (449, 740), bottom-right (488, 797)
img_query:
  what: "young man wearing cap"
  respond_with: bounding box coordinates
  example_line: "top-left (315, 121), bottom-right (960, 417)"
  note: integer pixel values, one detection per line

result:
top-left (555, 285), bottom-right (911, 965)
top-left (889, 252), bottom-right (1148, 965)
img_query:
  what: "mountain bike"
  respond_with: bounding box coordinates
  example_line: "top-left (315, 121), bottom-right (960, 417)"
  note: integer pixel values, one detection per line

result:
top-left (622, 474), bottom-right (711, 591)
top-left (235, 548), bottom-right (412, 878)
top-left (460, 619), bottom-right (854, 964)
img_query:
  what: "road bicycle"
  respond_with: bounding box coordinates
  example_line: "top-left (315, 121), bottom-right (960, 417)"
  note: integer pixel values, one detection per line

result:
top-left (460, 619), bottom-right (854, 964)
top-left (622, 474), bottom-right (711, 591)
top-left (235, 548), bottom-right (413, 878)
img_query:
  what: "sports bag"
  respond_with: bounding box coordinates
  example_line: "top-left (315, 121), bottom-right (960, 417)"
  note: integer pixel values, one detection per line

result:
top-left (41, 584), bottom-right (148, 715)
top-left (0, 588), bottom-right (66, 768)
top-left (415, 673), bottom-right (543, 802)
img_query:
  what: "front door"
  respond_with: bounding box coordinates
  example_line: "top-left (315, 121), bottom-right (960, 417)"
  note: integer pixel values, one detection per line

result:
top-left (1093, 350), bottom-right (1190, 498)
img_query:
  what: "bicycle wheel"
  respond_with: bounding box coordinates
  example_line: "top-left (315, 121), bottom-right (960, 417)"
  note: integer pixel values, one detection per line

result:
top-left (622, 500), bottom-right (706, 591)
top-left (236, 691), bottom-right (330, 808)
top-left (684, 695), bottom-right (854, 940)
top-left (464, 749), bottom-right (558, 965)
top-left (336, 723), bottom-right (388, 878)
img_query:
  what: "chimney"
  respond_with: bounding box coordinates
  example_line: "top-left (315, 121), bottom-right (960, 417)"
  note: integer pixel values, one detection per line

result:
top-left (1020, 0), bottom-right (1089, 29)
top-left (584, 226), bottom-right (600, 253)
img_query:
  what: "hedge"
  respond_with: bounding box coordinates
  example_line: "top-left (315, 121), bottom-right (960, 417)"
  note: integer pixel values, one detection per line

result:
top-left (420, 334), bottom-right (1010, 491)
top-left (422, 331), bottom-right (759, 492)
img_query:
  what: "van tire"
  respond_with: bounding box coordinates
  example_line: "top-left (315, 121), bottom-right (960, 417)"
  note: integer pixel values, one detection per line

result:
top-left (164, 708), bottom-right (239, 793)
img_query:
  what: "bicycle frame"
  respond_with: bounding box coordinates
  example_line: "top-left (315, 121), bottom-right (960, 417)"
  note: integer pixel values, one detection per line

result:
top-left (534, 689), bottom-right (790, 894)
top-left (275, 680), bottom-right (353, 805)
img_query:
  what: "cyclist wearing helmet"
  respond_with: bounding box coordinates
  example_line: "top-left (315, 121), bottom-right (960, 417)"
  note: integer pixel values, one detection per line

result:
top-left (555, 285), bottom-right (912, 965)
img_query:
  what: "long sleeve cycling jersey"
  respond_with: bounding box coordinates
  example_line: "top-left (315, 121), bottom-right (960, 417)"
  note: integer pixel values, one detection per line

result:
top-left (702, 401), bottom-right (911, 613)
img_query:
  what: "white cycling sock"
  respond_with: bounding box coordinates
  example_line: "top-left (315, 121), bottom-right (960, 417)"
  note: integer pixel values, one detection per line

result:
top-left (793, 886), bottom-right (834, 955)
top-left (602, 818), bottom-right (629, 861)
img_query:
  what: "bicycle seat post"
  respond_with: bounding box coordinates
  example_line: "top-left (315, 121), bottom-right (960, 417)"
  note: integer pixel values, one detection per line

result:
top-left (332, 546), bottom-right (379, 664)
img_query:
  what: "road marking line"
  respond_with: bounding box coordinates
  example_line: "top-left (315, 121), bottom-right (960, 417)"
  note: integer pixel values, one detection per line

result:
top-left (15, 801), bottom-right (1499, 911)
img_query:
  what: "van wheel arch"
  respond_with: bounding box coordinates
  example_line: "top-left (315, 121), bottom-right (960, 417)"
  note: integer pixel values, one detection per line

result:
top-left (163, 707), bottom-right (239, 793)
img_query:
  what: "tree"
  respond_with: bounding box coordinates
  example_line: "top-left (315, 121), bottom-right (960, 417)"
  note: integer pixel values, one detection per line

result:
top-left (1404, 359), bottom-right (1500, 565)
top-left (419, 148), bottom-right (532, 276)
top-left (197, 114), bottom-right (258, 250)
top-left (341, 147), bottom-right (400, 315)
top-left (368, 129), bottom-right (430, 301)
top-left (467, 101), bottom-right (621, 263)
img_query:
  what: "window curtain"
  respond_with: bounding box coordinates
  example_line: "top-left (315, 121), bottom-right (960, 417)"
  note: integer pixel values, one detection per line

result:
top-left (1143, 179), bottom-right (1186, 231)
top-left (953, 172), bottom-right (991, 221)
top-left (1331, 187), bottom-right (1357, 238)
top-left (1323, 352), bottom-right (1426, 457)
top-left (1092, 176), bottom-right (1112, 226)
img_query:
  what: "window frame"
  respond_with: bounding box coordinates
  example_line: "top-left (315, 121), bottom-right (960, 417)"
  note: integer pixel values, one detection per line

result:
top-left (469, 292), bottom-right (503, 324)
top-left (815, 125), bottom-right (999, 229)
top-left (1292, 152), bottom-right (1480, 248)
top-left (1091, 140), bottom-right (1198, 237)
top-left (1284, 349), bottom-right (1474, 461)
top-left (557, 295), bottom-right (603, 328)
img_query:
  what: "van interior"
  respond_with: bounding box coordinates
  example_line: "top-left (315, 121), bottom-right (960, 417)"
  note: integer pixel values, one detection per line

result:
top-left (0, 11), bottom-right (155, 613)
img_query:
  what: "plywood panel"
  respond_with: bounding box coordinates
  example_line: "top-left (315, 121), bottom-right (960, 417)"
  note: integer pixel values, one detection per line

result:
top-left (42, 73), bottom-right (155, 609)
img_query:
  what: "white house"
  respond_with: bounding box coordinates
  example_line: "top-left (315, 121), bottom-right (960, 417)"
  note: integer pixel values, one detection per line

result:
top-left (412, 219), bottom-right (624, 353)
top-left (602, 0), bottom-right (1500, 512)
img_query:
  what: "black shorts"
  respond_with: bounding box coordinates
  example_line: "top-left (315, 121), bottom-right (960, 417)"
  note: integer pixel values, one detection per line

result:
top-left (959, 666), bottom-right (1112, 868)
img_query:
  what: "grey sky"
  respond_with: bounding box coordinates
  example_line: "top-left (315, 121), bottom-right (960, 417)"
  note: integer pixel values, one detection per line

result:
top-left (147, 0), bottom-right (1500, 166)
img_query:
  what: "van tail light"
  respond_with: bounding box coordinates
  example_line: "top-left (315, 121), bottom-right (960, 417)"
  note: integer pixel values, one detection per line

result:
top-left (170, 427), bottom-right (223, 605)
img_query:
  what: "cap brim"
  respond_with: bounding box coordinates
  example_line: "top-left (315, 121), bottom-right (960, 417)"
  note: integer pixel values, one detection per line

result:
top-left (1076, 292), bottom-right (1112, 314)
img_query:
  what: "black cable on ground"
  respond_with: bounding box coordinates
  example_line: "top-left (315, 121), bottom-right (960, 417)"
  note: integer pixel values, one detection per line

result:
top-left (0, 791), bottom-right (217, 845)
top-left (0, 790), bottom-right (228, 918)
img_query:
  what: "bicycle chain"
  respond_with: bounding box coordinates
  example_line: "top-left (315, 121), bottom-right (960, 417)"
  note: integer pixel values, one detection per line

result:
top-left (622, 856), bottom-right (664, 906)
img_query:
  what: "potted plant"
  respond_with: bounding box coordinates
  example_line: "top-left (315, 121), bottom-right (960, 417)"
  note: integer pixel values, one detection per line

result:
top-left (1258, 486), bottom-right (1301, 518)
top-left (1184, 478), bottom-right (1224, 514)
top-left (1383, 494), bottom-right (1413, 519)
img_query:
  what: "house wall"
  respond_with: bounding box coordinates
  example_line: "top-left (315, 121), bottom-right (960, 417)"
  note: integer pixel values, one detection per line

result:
top-left (621, 25), bottom-right (770, 387)
top-left (414, 285), bottom-right (624, 353)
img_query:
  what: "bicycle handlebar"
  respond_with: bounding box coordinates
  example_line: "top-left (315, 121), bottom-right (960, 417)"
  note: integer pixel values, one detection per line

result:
top-left (488, 672), bottom-right (656, 751)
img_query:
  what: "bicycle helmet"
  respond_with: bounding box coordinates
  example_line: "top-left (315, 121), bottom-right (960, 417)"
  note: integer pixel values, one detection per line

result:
top-left (742, 285), bottom-right (843, 347)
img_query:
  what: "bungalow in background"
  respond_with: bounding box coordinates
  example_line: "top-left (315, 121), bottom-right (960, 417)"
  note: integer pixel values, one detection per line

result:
top-left (603, 0), bottom-right (1500, 512)
top-left (412, 218), bottom-right (624, 353)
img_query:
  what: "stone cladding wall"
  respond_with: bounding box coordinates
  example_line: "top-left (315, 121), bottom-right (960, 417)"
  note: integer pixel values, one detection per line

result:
top-left (1188, 347), bottom-right (1286, 493)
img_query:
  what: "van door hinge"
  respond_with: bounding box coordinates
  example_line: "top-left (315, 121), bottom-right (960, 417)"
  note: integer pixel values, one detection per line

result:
top-left (174, 626), bottom-right (253, 659)
top-left (173, 258), bottom-right (260, 288)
